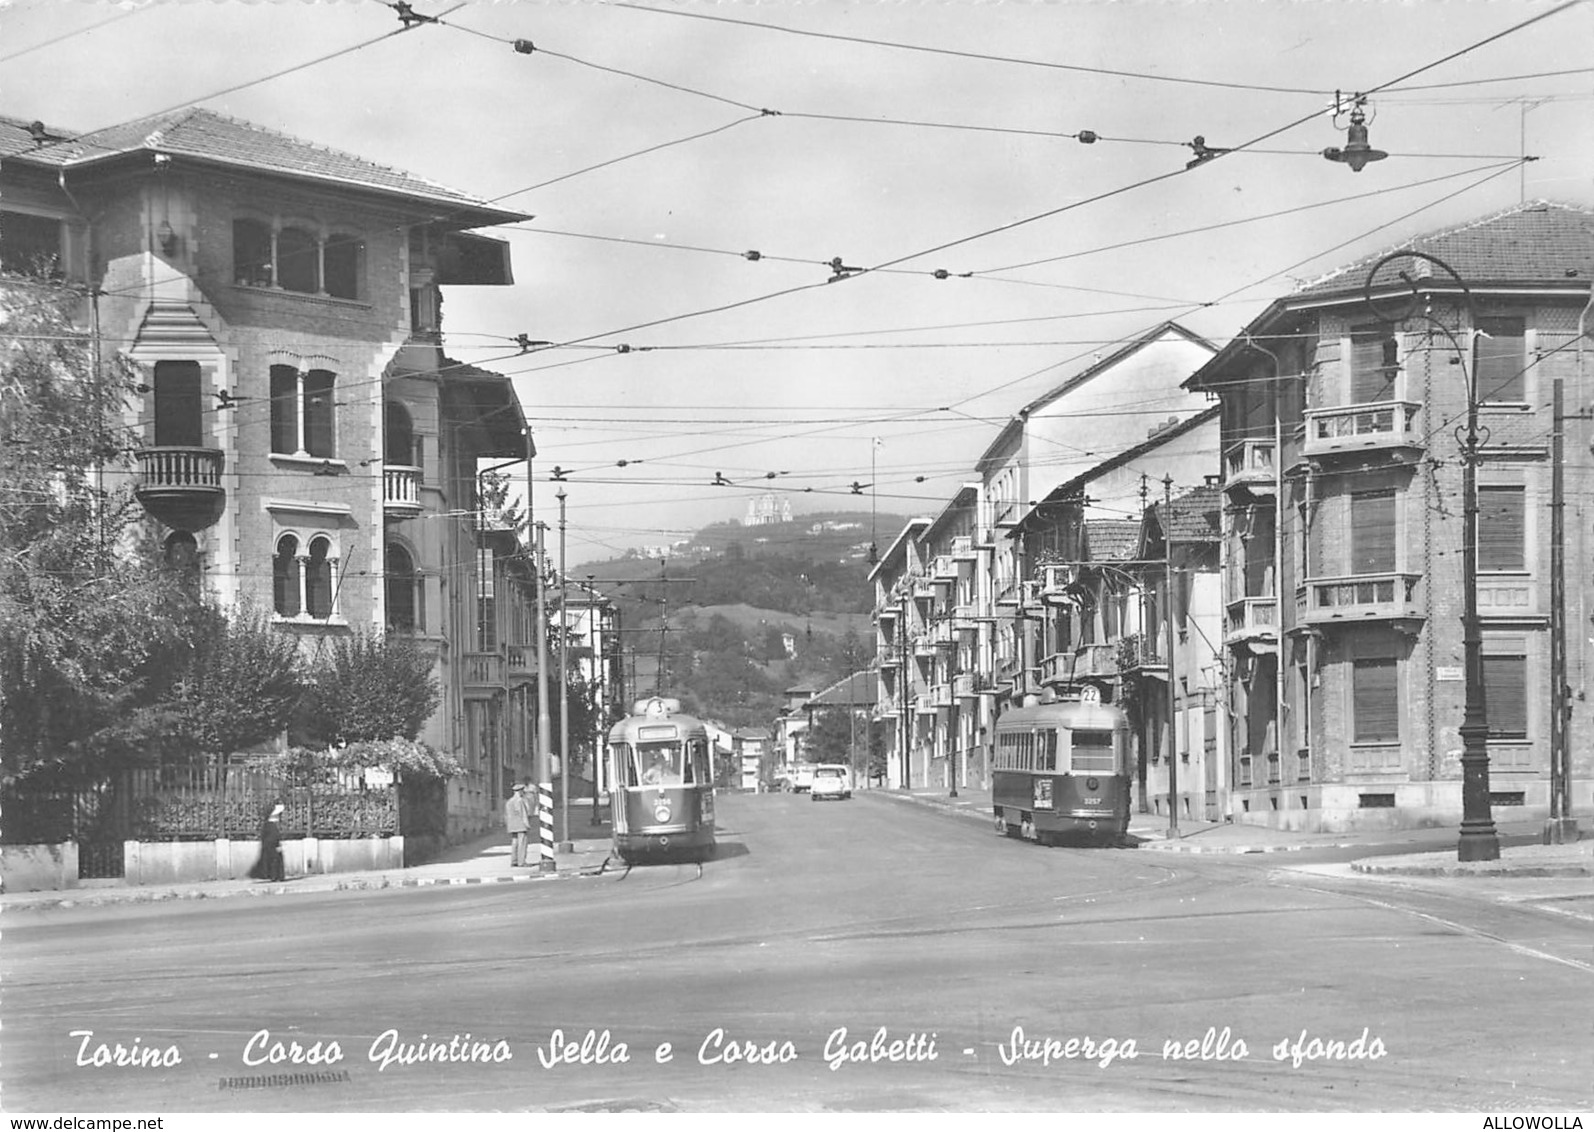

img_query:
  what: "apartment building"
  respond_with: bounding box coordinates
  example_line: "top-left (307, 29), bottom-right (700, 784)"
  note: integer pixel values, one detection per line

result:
top-left (1, 108), bottom-right (539, 841)
top-left (1186, 201), bottom-right (1594, 831)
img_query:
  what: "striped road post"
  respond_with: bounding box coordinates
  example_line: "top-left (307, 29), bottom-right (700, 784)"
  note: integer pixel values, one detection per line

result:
top-left (537, 780), bottom-right (556, 873)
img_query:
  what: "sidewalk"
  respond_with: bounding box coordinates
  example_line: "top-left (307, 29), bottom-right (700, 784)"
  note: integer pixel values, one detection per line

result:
top-left (876, 784), bottom-right (1591, 876)
top-left (1, 798), bottom-right (621, 915)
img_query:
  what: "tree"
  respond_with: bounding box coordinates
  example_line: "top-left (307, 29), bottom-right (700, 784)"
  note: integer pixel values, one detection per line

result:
top-left (161, 601), bottom-right (303, 760)
top-left (0, 279), bottom-right (197, 785)
top-left (296, 630), bottom-right (440, 746)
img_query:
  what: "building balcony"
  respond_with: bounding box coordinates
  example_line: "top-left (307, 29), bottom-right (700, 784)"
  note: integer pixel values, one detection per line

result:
top-left (951, 535), bottom-right (977, 561)
top-left (931, 683), bottom-right (953, 708)
top-left (930, 619), bottom-right (957, 649)
top-left (1039, 651), bottom-right (1075, 686)
top-left (1302, 400), bottom-right (1423, 460)
top-left (1222, 440), bottom-right (1276, 499)
top-left (1298, 573), bottom-right (1423, 628)
top-left (932, 554), bottom-right (956, 580)
top-left (134, 446), bottom-right (225, 532)
top-left (912, 634), bottom-right (938, 659)
top-left (382, 464), bottom-right (424, 521)
top-left (1116, 631), bottom-right (1167, 675)
top-left (953, 673), bottom-right (976, 700)
top-left (506, 643), bottom-right (539, 679)
top-left (876, 602), bottom-right (900, 624)
top-left (462, 651), bottom-right (504, 694)
top-left (878, 644), bottom-right (904, 669)
top-left (1073, 642), bottom-right (1119, 682)
top-left (1225, 596), bottom-right (1279, 649)
top-left (914, 693), bottom-right (936, 715)
top-left (1040, 562), bottom-right (1078, 604)
top-left (912, 576), bottom-right (936, 600)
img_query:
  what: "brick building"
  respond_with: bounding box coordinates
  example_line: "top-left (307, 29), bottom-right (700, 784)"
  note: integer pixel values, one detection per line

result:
top-left (1186, 201), bottom-right (1594, 831)
top-left (2, 108), bottom-right (539, 842)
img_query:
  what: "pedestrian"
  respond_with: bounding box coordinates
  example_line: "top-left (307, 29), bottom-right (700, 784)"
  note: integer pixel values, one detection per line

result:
top-left (249, 801), bottom-right (286, 882)
top-left (506, 781), bottom-right (532, 867)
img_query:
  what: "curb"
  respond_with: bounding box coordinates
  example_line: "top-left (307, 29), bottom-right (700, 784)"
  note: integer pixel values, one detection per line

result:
top-left (1350, 861), bottom-right (1593, 878)
top-left (2, 861), bottom-right (615, 913)
top-left (1136, 841), bottom-right (1331, 855)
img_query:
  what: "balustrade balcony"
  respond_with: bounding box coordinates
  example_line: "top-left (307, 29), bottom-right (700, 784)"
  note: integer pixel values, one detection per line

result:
top-left (931, 683), bottom-right (952, 708)
top-left (953, 673), bottom-right (976, 700)
top-left (951, 535), bottom-right (977, 561)
top-left (1302, 400), bottom-right (1423, 459)
top-left (1222, 440), bottom-right (1276, 498)
top-left (1072, 641), bottom-right (1119, 681)
top-left (1040, 562), bottom-right (1077, 603)
top-left (383, 464), bottom-right (423, 520)
top-left (134, 446), bottom-right (225, 532)
top-left (1299, 572), bottom-right (1423, 627)
top-left (1116, 632), bottom-right (1167, 674)
top-left (462, 651), bottom-right (504, 692)
top-left (1225, 596), bottom-right (1279, 648)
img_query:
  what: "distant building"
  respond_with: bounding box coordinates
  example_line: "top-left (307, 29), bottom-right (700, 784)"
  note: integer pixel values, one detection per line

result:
top-left (745, 492), bottom-right (792, 526)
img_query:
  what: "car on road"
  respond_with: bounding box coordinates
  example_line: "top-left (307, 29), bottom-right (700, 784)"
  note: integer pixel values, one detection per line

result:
top-left (809, 764), bottom-right (852, 801)
top-left (791, 763), bottom-right (817, 793)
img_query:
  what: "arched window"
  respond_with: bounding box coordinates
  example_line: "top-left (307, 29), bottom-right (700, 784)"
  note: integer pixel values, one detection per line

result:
top-left (306, 536), bottom-right (334, 619)
top-left (276, 226), bottom-right (319, 294)
top-left (273, 535), bottom-right (300, 616)
top-left (386, 543), bottom-right (418, 631)
top-left (323, 232), bottom-right (363, 300)
top-left (303, 370), bottom-right (336, 459)
top-left (385, 401), bottom-right (415, 468)
top-left (232, 219), bottom-right (272, 286)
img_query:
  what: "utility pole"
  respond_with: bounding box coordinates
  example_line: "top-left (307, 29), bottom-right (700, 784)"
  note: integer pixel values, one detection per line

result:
top-left (533, 521), bottom-right (555, 873)
top-left (1546, 364), bottom-right (1575, 842)
top-left (589, 574), bottom-right (605, 827)
top-left (1164, 475), bottom-right (1180, 840)
top-left (1137, 475), bottom-right (1152, 814)
top-left (556, 488), bottom-right (572, 854)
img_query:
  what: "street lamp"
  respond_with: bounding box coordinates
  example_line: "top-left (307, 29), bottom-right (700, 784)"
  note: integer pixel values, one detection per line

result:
top-left (1363, 251), bottom-right (1499, 862)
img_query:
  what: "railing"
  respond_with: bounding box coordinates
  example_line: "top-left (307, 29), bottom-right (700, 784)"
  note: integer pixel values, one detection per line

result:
top-left (878, 644), bottom-right (903, 667)
top-left (462, 651), bottom-right (503, 687)
top-left (1222, 440), bottom-right (1276, 493)
top-left (1039, 652), bottom-right (1075, 686)
top-left (951, 535), bottom-right (976, 560)
top-left (931, 683), bottom-right (952, 708)
top-left (1302, 400), bottom-right (1422, 457)
top-left (1300, 572), bottom-right (1423, 625)
top-left (953, 673), bottom-right (976, 699)
top-left (914, 693), bottom-right (935, 714)
top-left (506, 644), bottom-right (538, 677)
top-left (1073, 641), bottom-right (1119, 681)
top-left (137, 446), bottom-right (224, 489)
top-left (932, 555), bottom-right (956, 579)
top-left (1116, 632), bottom-right (1165, 671)
top-left (383, 464), bottom-right (423, 517)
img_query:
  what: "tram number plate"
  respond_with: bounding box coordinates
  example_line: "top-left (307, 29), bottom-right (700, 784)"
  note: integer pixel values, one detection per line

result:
top-left (1020, 818), bottom-right (1037, 841)
top-left (1081, 797), bottom-right (1101, 805)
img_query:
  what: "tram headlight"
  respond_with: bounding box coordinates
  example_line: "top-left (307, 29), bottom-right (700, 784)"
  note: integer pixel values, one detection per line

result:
top-left (653, 802), bottom-right (672, 823)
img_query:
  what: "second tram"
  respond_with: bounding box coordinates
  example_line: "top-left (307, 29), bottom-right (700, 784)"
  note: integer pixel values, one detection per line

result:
top-left (991, 692), bottom-right (1131, 846)
top-left (606, 697), bottom-right (717, 862)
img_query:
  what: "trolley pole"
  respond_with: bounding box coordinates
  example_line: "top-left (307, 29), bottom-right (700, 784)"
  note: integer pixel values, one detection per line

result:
top-left (1164, 475), bottom-right (1180, 840)
top-left (534, 521), bottom-right (556, 873)
top-left (557, 488), bottom-right (573, 854)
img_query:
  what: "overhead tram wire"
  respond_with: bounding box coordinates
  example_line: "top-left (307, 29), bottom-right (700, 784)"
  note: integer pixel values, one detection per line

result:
top-left (0, 9), bottom-right (140, 64)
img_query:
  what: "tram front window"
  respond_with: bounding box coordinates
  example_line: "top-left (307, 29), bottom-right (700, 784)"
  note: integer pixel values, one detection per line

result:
top-left (637, 743), bottom-right (684, 786)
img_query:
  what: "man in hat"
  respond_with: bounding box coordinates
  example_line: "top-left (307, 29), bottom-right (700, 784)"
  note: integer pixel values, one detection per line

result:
top-left (505, 782), bottom-right (532, 867)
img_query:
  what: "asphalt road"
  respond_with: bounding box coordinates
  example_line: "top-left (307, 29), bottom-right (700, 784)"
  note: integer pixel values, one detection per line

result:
top-left (4, 791), bottom-right (1589, 1113)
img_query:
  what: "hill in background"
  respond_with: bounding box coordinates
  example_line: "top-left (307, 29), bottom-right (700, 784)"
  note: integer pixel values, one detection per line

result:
top-left (579, 511), bottom-right (911, 728)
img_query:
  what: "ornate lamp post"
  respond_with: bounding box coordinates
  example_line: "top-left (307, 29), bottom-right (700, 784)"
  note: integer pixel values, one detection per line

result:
top-left (1363, 251), bottom-right (1499, 862)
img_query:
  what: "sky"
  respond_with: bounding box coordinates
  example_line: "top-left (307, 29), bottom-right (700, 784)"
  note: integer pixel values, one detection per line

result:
top-left (4, 0), bottom-right (1592, 568)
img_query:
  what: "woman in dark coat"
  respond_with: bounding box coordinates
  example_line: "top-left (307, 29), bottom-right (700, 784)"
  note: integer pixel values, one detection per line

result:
top-left (249, 802), bottom-right (286, 881)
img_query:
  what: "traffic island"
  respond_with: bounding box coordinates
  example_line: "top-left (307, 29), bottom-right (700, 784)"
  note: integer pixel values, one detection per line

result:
top-left (1351, 840), bottom-right (1591, 878)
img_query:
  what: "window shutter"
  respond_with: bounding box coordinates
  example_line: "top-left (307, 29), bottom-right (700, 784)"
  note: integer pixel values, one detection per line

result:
top-left (1351, 492), bottom-right (1396, 574)
top-left (1478, 486), bottom-right (1526, 572)
top-left (1350, 325), bottom-right (1396, 403)
top-left (1353, 658), bottom-right (1399, 742)
top-left (1482, 654), bottom-right (1528, 738)
top-left (1474, 316), bottom-right (1526, 402)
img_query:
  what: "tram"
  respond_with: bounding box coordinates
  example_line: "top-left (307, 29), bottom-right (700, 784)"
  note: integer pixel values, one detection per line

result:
top-left (991, 689), bottom-right (1132, 846)
top-left (606, 696), bottom-right (716, 862)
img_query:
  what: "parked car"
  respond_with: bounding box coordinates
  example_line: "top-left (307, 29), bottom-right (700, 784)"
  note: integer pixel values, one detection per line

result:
top-left (809, 764), bottom-right (852, 801)
top-left (791, 763), bottom-right (816, 793)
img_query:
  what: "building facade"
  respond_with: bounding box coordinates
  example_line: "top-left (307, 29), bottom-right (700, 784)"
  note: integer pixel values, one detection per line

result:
top-left (1, 108), bottom-right (540, 842)
top-left (1187, 202), bottom-right (1594, 831)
